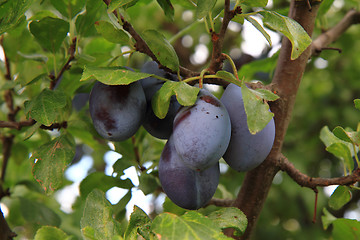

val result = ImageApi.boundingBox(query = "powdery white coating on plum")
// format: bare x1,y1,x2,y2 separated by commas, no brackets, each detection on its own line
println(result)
89,81,146,141
220,83,275,172
140,61,180,139
172,89,231,171
159,136,220,210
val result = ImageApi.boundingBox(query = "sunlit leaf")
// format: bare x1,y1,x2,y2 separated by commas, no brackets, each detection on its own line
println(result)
321,208,337,230
208,207,248,236
332,218,360,240
333,126,360,146
29,17,69,52
245,16,272,46
34,226,70,240
31,134,75,195
81,189,122,239
354,99,360,111
241,86,274,134
216,71,241,86
124,206,152,240
80,66,152,85
326,143,353,172
240,0,268,7
329,186,352,210
259,10,312,60
95,20,129,44
142,29,179,72
152,211,232,240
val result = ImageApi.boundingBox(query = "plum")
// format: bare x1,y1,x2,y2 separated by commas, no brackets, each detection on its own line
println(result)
159,136,220,210
140,61,180,139
172,89,231,171
220,83,275,171
89,81,146,141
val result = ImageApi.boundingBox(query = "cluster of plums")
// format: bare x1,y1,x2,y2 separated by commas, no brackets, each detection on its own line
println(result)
89,62,275,210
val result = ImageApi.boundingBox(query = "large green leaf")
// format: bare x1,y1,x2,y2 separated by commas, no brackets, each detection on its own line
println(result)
208,207,248,236
124,206,152,240
49,0,86,19
326,143,353,172
245,16,272,46
332,218,360,240
25,89,67,126
0,0,34,34
259,10,312,60
31,134,75,195
152,81,199,119
333,126,360,146
81,189,122,239
34,226,71,240
151,211,232,240
29,17,69,52
19,197,61,227
79,172,133,198
142,29,179,72
156,0,175,20
80,66,152,85
75,0,106,37
241,86,276,134
328,186,352,210
196,0,217,19
95,20,130,44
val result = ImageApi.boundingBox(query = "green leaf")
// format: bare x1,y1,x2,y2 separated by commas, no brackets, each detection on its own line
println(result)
216,71,241,86
49,0,86,19
241,86,274,134
81,189,122,239
321,208,337,230
80,66,152,85
138,172,159,195
328,186,352,210
156,0,175,21
142,29,179,72
354,99,360,111
238,52,278,81
0,0,34,34
19,197,61,227
124,206,152,240
76,0,106,37
95,20,130,44
108,0,136,12
245,16,272,46
208,207,248,236
259,10,312,60
152,81,199,119
25,89,67,126
17,51,48,63
34,226,70,240
196,0,217,19
326,143,353,172
152,211,232,240
29,17,69,52
31,134,75,195
317,0,335,17
112,158,134,177
333,126,360,146
332,218,360,240
240,0,268,7
80,172,133,198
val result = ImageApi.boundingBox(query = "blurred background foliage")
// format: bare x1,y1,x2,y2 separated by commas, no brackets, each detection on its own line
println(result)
0,0,359,239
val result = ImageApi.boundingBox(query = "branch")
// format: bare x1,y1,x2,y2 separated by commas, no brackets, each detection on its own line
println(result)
279,154,360,189
311,9,360,56
208,1,241,73
50,37,77,90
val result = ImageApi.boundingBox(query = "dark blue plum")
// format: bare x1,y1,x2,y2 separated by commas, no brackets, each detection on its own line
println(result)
140,61,180,139
159,136,220,210
220,83,275,171
172,89,231,171
89,81,146,141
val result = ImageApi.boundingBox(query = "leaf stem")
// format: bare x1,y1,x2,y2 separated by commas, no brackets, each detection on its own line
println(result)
222,53,239,80
353,143,360,168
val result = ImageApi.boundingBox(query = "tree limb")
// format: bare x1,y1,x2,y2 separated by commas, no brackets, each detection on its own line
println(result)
278,154,360,189
311,9,360,56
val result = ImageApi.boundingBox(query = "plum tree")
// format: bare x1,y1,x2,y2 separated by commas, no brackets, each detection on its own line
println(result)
172,89,231,171
89,81,146,141
159,136,220,210
140,61,180,139
220,83,275,171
